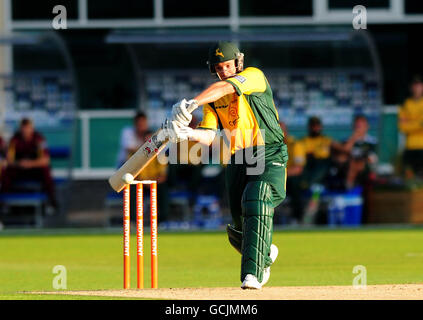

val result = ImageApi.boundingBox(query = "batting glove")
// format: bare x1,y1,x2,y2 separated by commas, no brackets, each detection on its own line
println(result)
160,119,193,143
171,99,193,128
175,125,194,142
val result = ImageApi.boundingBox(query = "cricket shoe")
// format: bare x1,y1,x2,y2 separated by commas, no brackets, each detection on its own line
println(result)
241,274,262,290
261,244,279,287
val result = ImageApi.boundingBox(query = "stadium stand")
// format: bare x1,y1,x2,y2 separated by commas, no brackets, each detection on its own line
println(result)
144,69,381,130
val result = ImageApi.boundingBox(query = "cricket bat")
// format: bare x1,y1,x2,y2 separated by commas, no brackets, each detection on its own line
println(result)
108,103,199,193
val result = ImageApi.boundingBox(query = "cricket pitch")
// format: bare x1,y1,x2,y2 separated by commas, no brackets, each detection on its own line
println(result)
29,284,423,300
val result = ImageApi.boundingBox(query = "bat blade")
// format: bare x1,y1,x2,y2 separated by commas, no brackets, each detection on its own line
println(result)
108,129,168,192
109,102,199,192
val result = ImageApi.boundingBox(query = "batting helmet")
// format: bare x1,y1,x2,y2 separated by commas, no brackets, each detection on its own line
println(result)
207,41,244,75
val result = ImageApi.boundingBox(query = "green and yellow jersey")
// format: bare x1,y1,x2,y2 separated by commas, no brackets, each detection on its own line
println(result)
198,67,285,155
300,135,333,160
286,135,306,169
398,97,423,150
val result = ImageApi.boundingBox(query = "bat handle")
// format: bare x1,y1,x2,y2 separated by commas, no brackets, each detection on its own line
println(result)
186,100,199,114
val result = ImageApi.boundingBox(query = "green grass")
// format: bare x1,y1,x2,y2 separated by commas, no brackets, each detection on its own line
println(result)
1,227,423,299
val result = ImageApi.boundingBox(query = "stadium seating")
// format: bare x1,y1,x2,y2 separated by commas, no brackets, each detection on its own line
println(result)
144,69,381,130
0,145,71,228
0,192,47,228
3,72,75,115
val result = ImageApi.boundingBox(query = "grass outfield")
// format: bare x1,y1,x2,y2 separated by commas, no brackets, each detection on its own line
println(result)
0,227,422,299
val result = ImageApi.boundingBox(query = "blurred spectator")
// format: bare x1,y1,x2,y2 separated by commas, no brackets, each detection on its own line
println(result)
280,122,306,223
280,122,306,177
0,118,57,209
398,75,423,179
293,117,348,224
344,115,378,189
117,111,150,168
117,111,169,222
325,146,350,191
299,116,345,187
324,115,377,224
326,115,377,191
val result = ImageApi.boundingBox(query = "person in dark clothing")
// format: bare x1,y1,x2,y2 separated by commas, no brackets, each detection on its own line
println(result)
1,118,57,209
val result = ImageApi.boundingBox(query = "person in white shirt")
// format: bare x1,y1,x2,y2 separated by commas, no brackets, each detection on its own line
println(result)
117,112,149,168
116,111,170,223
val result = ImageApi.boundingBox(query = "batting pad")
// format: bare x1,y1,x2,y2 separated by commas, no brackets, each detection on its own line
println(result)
226,224,243,254
240,181,274,283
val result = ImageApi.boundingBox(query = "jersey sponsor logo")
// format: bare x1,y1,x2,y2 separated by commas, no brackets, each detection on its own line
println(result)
228,104,240,126
229,117,240,127
215,104,228,109
215,48,224,58
234,75,246,83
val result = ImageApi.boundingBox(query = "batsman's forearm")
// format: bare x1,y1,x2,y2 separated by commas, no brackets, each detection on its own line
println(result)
189,129,216,146
193,81,235,106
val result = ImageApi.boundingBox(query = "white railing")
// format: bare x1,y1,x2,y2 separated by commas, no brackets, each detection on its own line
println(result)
8,0,423,30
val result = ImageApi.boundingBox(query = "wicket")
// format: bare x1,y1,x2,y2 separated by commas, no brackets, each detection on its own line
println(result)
123,180,158,289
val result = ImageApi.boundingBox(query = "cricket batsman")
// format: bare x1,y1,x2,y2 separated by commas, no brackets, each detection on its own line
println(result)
162,41,288,289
